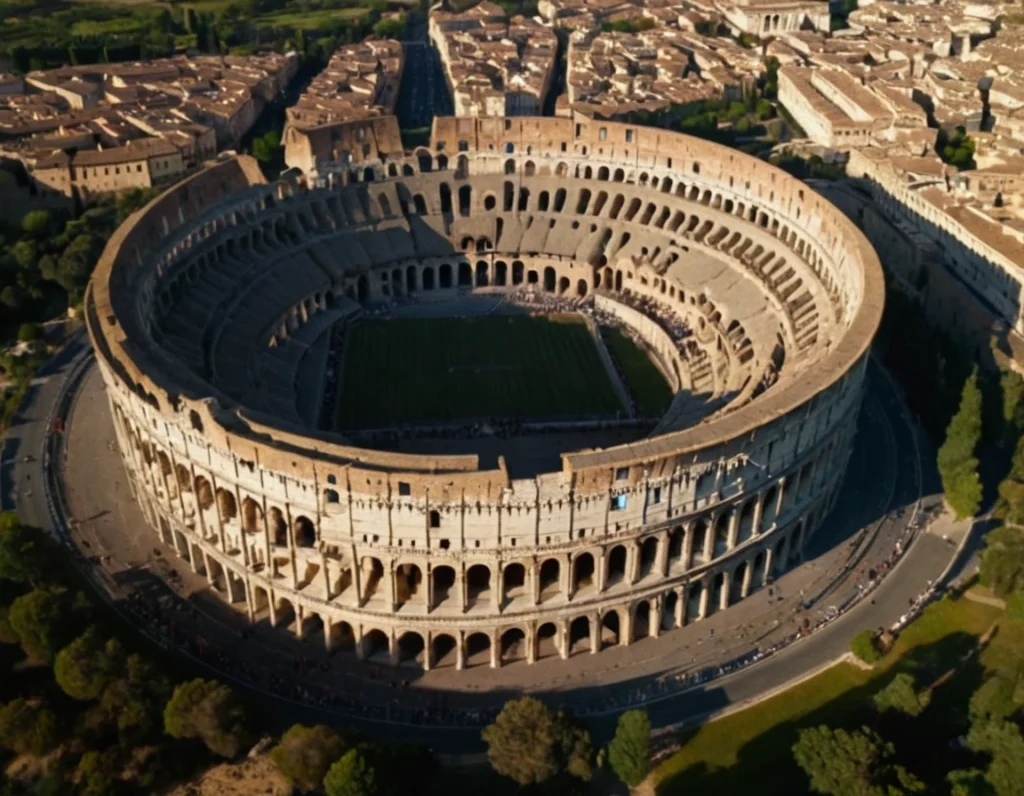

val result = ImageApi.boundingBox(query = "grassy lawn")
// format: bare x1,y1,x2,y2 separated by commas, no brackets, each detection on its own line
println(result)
653,593,1009,795
336,314,625,428
256,7,368,29
600,326,673,417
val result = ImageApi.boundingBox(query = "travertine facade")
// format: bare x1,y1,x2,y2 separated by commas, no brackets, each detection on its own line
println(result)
85,116,882,669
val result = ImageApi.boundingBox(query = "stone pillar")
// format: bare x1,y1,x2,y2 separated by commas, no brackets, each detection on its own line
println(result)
457,569,467,613
775,477,787,520
325,620,335,653
495,566,505,612
560,556,572,600
426,566,436,612
763,546,774,585
622,609,633,646
726,508,740,550
655,532,669,576
559,621,570,660
589,616,600,654
295,605,306,640
741,560,753,598
719,573,730,611
597,552,607,592
752,493,764,535
423,637,433,671
455,634,466,670
530,562,540,606
628,543,640,584
703,516,715,561
675,586,685,627
683,523,694,568
651,598,662,638
490,634,499,669
698,578,710,620
527,628,537,665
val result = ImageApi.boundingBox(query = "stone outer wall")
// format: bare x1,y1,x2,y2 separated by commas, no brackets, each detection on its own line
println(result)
85,118,884,668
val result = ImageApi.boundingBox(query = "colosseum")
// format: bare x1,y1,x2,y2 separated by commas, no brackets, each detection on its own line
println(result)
85,115,884,672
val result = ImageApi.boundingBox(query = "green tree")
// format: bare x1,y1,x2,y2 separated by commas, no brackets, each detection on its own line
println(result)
850,629,882,664
163,678,250,758
1006,591,1024,622
792,726,894,796
270,724,346,793
481,696,592,786
979,525,1024,597
323,748,379,796
0,515,50,584
872,673,931,717
937,368,984,518
966,719,1024,796
101,653,171,743
947,768,995,796
1001,370,1024,443
21,210,51,238
0,699,60,757
16,323,41,344
76,749,119,796
970,670,1024,722
8,586,84,661
54,628,124,701
608,709,650,787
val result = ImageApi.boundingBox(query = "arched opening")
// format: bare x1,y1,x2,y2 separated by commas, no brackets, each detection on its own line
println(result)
512,260,524,285
494,260,508,286
464,632,491,667
357,274,369,303
503,563,526,603
439,263,452,288
328,621,355,654
476,260,489,287
294,516,315,547
601,610,621,649
711,571,726,613
242,497,262,534
543,266,556,292
458,261,472,286
439,183,452,214
538,558,561,601
633,601,651,641
195,476,214,511
466,564,491,605
762,486,778,530
752,550,767,588
395,563,423,607
606,545,628,586
536,622,558,660
301,612,325,647
553,188,567,212
686,582,703,623
396,631,425,667
691,520,709,565
431,565,455,608
269,507,287,546
739,499,756,543
274,597,295,630
459,184,472,216
569,616,591,655
558,276,570,294
662,591,678,631
500,627,527,663
518,187,530,212
572,553,595,594
731,565,746,603
406,265,417,293
503,181,514,211
639,537,659,578
668,526,684,568
361,629,390,662
432,633,458,668
422,267,435,290
413,194,427,215
417,152,432,172
361,557,384,601
576,279,587,297
504,158,516,175
713,513,730,557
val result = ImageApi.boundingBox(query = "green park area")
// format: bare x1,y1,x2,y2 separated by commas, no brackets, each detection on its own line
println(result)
0,0,408,70
652,590,1023,795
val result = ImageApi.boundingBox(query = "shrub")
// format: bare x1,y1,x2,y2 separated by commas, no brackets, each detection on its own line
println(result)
851,629,882,664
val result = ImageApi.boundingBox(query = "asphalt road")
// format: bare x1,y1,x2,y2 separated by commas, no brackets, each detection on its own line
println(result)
0,336,973,752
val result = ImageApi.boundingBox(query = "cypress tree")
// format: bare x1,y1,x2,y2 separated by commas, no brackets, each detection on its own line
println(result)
938,367,983,518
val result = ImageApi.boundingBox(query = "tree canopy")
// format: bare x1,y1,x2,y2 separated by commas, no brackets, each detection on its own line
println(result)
53,628,124,701
792,725,908,796
979,525,1024,598
163,678,250,758
270,724,347,793
322,748,379,796
872,673,931,717
481,696,593,786
608,708,651,787
937,368,984,518
8,585,87,661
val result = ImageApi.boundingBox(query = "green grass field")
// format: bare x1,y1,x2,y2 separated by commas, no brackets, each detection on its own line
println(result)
652,592,1014,795
601,326,674,417
336,314,626,428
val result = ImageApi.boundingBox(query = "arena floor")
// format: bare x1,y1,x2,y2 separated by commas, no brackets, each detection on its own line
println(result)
335,313,630,428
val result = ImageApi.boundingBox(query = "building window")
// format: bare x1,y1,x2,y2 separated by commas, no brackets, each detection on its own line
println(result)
429,510,440,528
610,495,628,512
398,481,410,496
652,487,662,504
599,127,607,141
615,466,629,481
625,129,634,143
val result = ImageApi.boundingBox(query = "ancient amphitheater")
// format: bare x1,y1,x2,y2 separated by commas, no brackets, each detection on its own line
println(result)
85,116,883,672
